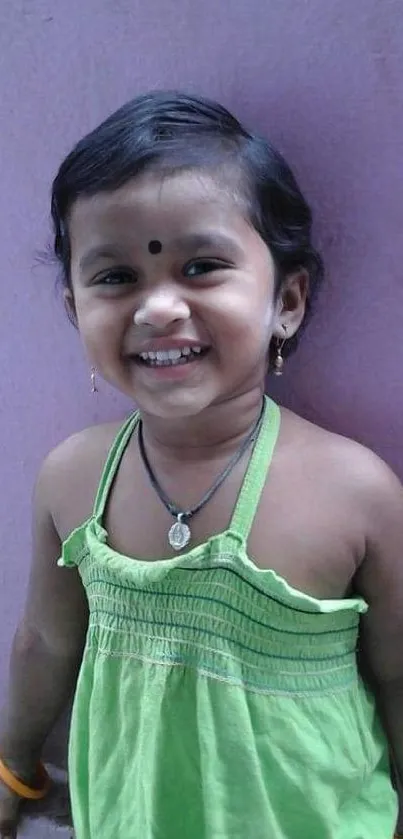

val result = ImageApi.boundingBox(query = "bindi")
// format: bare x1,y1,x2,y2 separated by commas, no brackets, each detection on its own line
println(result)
148,240,162,255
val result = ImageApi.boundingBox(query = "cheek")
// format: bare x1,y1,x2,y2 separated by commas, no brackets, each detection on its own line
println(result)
209,304,274,372
213,285,274,344
249,276,276,338
75,291,114,328
75,298,121,354
261,299,276,333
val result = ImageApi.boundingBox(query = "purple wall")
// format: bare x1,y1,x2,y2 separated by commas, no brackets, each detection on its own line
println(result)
1,0,402,831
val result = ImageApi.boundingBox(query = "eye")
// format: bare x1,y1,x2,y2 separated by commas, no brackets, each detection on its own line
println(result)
183,259,228,279
95,268,137,286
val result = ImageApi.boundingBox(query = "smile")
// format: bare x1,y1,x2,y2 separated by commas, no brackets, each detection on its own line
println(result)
136,346,209,367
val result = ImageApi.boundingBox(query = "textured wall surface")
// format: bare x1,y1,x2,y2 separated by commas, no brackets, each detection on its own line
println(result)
1,0,402,834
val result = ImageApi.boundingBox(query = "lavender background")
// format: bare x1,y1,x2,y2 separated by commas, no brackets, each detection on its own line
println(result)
1,0,402,834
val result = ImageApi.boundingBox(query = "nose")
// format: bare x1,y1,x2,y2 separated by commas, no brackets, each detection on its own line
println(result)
133,287,191,329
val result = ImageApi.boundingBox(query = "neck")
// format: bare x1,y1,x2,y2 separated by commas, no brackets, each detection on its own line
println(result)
140,387,265,462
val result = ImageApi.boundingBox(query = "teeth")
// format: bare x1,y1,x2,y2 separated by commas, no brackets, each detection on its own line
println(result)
136,345,207,367
139,346,203,363
159,349,182,361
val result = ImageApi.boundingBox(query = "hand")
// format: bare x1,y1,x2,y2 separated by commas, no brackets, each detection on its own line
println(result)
0,780,21,838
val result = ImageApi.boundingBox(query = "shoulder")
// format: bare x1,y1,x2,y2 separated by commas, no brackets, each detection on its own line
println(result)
279,406,403,531
36,418,132,539
43,420,125,475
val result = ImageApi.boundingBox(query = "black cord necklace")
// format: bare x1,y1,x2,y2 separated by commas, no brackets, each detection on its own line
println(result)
137,400,265,551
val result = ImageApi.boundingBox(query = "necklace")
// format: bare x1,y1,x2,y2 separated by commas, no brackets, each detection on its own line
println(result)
137,401,265,551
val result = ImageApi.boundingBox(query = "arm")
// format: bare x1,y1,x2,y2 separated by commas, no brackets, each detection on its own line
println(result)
0,452,89,778
353,459,403,831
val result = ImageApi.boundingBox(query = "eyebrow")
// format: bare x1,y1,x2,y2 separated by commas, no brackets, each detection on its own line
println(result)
171,232,242,255
78,232,242,272
79,246,126,272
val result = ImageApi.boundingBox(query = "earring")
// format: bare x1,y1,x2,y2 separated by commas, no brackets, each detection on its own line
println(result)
90,367,98,393
273,326,288,377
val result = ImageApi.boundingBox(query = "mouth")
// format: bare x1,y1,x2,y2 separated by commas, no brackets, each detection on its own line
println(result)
133,345,210,368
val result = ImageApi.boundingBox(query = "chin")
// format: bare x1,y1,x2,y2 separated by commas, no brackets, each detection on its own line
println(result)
135,390,216,420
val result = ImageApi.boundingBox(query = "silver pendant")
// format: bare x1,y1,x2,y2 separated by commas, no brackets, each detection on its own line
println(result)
168,516,191,551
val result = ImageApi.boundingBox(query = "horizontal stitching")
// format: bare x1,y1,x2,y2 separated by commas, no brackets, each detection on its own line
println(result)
88,592,353,645
79,556,359,620
177,563,359,616
167,577,308,622
84,574,353,632
90,620,355,677
85,645,357,698
90,608,355,662
173,577,347,627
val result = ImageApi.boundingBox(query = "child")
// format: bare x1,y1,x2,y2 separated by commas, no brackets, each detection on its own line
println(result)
0,91,402,839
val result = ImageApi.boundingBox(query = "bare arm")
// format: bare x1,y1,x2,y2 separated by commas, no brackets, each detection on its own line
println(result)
0,452,89,775
354,459,403,830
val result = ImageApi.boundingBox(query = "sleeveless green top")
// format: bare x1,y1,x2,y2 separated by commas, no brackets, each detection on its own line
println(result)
59,398,397,838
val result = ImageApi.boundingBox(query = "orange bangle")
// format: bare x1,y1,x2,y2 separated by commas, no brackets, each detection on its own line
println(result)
0,758,50,800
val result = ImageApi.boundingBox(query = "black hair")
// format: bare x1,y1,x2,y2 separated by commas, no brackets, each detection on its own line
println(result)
51,90,323,356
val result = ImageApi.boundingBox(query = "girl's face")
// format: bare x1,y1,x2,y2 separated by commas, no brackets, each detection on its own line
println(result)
67,170,306,418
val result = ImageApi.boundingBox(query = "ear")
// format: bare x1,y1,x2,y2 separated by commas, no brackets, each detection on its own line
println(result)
273,269,309,339
63,288,78,328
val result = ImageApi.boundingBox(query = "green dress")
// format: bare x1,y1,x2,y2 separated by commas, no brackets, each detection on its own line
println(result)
59,398,397,838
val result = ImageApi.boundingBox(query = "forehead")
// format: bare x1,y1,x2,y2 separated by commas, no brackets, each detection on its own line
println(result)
68,171,251,247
